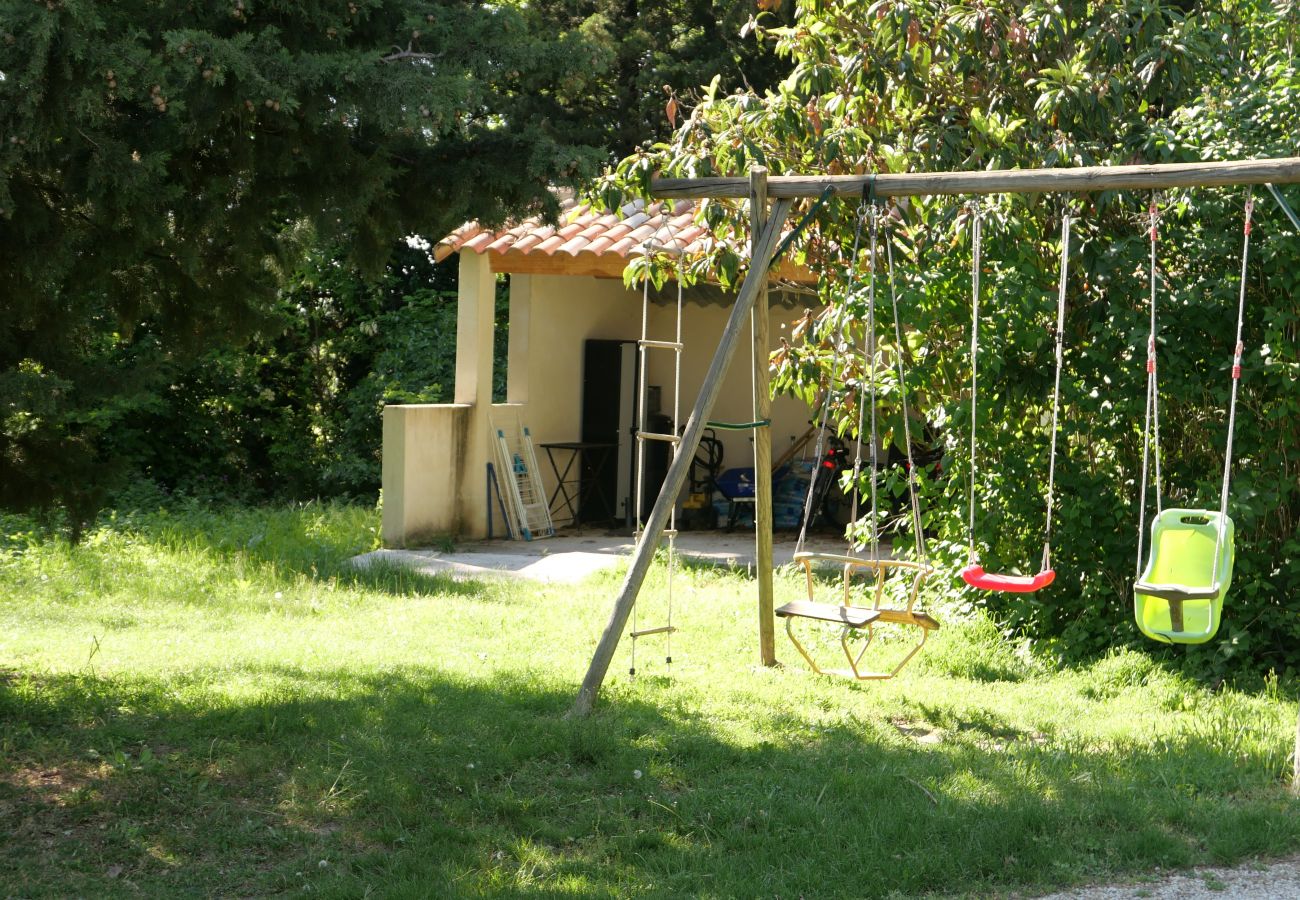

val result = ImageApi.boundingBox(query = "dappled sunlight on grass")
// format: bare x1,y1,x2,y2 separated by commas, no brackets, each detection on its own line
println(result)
2,504,1299,895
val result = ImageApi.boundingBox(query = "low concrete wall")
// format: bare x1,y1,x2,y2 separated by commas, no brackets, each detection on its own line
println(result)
381,403,470,547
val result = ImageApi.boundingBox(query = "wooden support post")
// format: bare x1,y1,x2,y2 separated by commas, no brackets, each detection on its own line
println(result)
651,157,1300,200
572,198,794,717
750,168,777,667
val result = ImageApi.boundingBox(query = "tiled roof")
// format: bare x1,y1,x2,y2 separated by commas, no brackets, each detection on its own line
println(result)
434,197,715,264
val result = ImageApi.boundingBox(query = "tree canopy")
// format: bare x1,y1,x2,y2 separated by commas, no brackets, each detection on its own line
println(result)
0,0,793,526
0,2,563,523
527,0,793,157
604,0,1300,674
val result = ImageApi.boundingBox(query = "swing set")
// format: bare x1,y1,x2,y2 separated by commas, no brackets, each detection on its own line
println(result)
571,157,1300,717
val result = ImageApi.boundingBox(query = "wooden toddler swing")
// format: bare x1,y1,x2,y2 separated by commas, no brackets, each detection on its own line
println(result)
775,196,939,680
1132,193,1255,644
961,209,1072,593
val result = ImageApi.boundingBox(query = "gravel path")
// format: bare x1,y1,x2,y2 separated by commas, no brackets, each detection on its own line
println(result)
1036,855,1300,899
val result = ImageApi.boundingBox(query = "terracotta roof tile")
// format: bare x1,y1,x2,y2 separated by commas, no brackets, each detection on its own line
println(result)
606,236,641,256
584,235,616,255
461,231,497,253
555,220,587,240
509,231,550,254
434,196,810,281
533,234,568,255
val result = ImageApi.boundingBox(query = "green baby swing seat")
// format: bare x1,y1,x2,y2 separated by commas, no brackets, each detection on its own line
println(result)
1133,508,1233,645
1132,194,1254,646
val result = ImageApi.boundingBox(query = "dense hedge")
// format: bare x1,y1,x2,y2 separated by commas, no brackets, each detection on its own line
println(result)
111,245,506,504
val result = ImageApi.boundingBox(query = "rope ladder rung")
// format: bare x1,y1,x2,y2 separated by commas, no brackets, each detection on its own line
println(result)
630,625,677,638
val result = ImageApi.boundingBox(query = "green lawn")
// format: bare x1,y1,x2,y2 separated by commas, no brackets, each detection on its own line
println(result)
1,503,1297,897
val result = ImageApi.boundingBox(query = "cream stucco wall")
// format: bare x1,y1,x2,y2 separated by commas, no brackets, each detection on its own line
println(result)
642,299,816,476
519,277,820,513
381,403,469,546
381,254,821,546
513,273,647,449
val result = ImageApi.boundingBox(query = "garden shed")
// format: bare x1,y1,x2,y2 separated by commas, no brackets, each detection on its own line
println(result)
381,196,819,546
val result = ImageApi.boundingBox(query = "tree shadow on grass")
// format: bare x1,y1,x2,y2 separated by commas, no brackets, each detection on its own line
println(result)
1,665,1297,898
335,558,492,600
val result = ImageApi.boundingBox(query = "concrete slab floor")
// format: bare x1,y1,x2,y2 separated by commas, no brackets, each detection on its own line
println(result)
353,528,885,585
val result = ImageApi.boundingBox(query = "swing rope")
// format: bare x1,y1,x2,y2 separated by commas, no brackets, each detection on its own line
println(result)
1213,190,1255,584
1136,200,1164,578
1041,214,1072,571
795,195,869,555
795,194,927,563
884,218,929,565
859,204,881,562
966,207,981,561
965,207,1071,587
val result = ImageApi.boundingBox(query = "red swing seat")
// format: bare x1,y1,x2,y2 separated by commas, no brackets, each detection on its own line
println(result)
961,564,1055,593
961,212,1073,598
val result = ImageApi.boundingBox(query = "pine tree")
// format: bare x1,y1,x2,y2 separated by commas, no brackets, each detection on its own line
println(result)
0,0,611,526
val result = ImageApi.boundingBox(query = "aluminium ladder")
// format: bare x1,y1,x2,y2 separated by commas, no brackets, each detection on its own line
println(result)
493,416,555,541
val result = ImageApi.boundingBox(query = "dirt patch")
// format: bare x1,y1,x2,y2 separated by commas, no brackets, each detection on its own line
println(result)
892,716,944,744
0,762,107,805
1034,854,1300,899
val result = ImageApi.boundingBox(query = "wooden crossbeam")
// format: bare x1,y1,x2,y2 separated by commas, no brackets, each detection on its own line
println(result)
651,157,1300,200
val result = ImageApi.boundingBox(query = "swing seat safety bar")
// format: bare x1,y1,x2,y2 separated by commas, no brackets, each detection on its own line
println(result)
961,564,1055,593
1131,580,1222,602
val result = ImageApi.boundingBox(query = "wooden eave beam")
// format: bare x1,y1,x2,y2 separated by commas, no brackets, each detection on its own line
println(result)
651,157,1300,200
485,251,816,284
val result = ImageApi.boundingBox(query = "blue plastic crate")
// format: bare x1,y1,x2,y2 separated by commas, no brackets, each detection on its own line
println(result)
714,467,756,500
